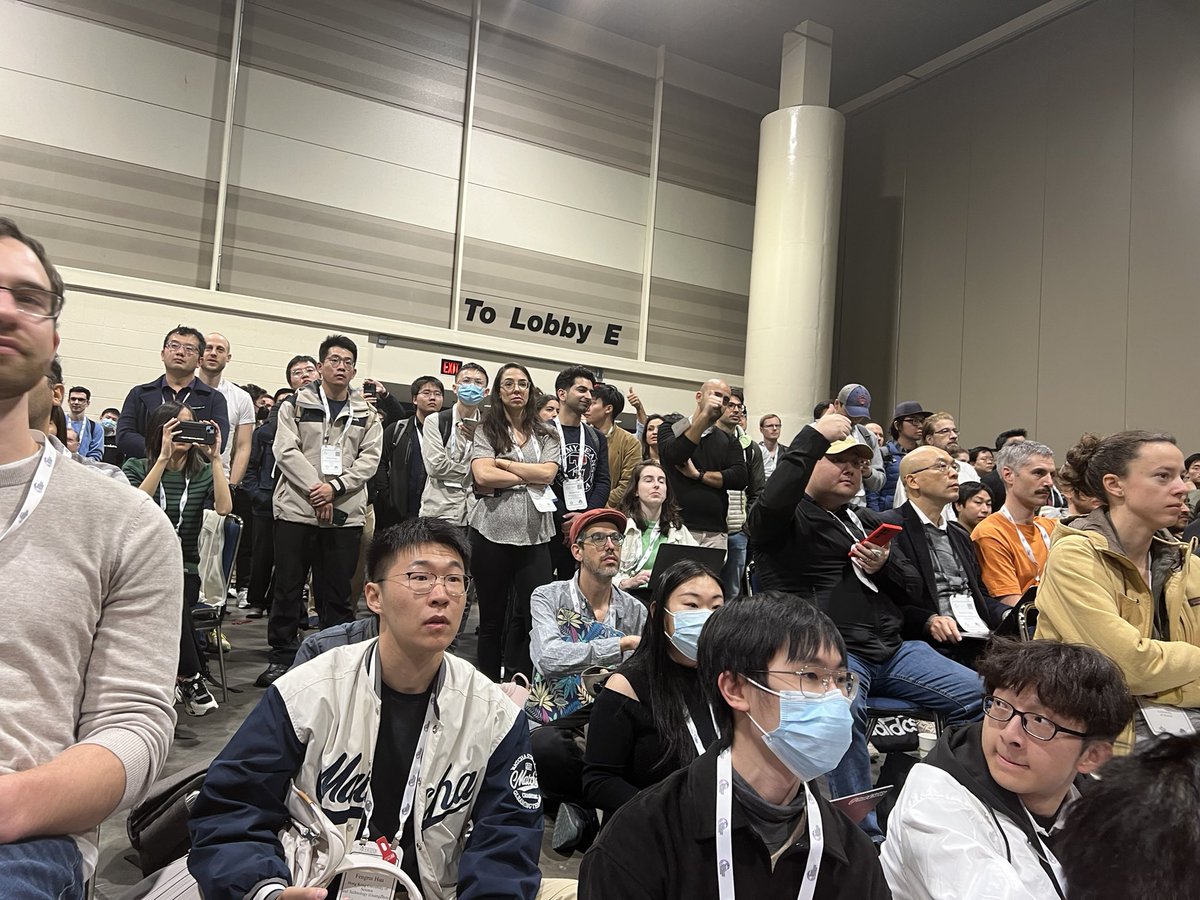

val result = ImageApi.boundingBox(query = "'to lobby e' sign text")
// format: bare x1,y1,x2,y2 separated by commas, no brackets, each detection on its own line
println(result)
463,297,624,348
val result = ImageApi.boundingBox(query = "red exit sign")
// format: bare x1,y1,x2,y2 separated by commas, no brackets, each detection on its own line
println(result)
440,358,462,377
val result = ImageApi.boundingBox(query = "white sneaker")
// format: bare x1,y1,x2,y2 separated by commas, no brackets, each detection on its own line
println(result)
180,674,218,716
236,589,250,608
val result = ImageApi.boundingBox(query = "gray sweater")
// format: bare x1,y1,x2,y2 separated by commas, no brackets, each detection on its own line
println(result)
0,432,182,877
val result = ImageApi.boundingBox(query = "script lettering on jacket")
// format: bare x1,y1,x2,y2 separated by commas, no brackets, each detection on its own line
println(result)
317,752,371,808
463,297,623,348
423,764,478,827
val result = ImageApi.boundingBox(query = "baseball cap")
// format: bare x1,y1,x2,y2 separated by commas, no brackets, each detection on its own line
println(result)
837,384,872,419
892,400,932,422
826,435,873,460
568,508,627,545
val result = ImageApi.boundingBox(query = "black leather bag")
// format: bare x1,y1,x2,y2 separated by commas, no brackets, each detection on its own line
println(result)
126,761,210,877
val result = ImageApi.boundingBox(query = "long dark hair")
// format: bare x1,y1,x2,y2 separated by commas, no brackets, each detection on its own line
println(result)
641,414,664,461
145,402,208,477
618,460,684,536
480,362,552,456
621,559,723,768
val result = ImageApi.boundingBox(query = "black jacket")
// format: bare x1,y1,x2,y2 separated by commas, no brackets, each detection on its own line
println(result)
658,416,748,533
117,374,230,460
242,401,284,519
578,746,890,900
745,425,921,663
879,502,1002,632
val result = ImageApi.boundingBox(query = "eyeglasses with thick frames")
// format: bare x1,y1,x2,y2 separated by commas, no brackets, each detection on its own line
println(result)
164,340,201,356
983,695,1090,741
378,572,471,597
2,285,63,321
324,354,356,369
910,460,957,476
755,667,861,700
577,531,625,548
900,415,927,426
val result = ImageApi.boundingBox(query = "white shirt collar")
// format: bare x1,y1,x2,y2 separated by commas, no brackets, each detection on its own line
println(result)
912,501,947,531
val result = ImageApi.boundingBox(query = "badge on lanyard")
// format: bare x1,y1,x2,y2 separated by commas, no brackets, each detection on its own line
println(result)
948,593,990,636
554,419,588,511
336,865,400,900
321,444,343,476
529,484,558,513
563,479,587,511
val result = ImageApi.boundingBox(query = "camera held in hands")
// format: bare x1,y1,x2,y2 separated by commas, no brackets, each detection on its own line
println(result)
174,421,217,446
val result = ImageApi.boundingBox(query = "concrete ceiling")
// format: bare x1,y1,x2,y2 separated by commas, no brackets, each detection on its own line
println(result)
526,0,1051,105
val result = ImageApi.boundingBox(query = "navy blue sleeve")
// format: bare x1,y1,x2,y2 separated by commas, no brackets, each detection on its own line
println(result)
117,387,147,461
455,715,543,900
188,686,306,900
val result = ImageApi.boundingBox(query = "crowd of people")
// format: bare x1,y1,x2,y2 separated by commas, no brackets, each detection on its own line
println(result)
6,213,1200,900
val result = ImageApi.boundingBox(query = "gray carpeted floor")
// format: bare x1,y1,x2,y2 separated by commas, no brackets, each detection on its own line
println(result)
94,604,581,899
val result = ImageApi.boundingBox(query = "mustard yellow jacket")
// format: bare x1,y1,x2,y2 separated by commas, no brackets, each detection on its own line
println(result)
1035,510,1200,751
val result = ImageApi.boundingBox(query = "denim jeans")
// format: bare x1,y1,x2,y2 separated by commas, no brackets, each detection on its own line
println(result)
826,640,983,840
0,836,85,899
721,531,748,598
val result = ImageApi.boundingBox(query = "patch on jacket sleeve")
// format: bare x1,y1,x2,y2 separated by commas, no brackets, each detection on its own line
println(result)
510,753,541,810
1188,596,1200,607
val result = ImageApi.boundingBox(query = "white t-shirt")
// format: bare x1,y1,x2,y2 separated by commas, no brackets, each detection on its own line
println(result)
217,379,256,478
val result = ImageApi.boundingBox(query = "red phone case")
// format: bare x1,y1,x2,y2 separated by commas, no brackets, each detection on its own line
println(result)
863,523,902,547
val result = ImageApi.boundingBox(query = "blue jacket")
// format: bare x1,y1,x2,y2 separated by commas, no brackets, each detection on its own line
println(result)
117,375,230,461
868,440,907,511
69,416,104,461
188,641,543,900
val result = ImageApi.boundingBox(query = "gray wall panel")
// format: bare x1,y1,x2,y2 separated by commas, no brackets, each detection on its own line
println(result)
646,277,747,375
658,84,761,204
24,0,233,56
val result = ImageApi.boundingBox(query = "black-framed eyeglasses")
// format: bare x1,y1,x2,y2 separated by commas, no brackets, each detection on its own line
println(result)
578,531,625,548
910,460,957,476
2,285,63,321
379,572,471,597
900,415,927,426
754,667,861,700
983,695,1090,741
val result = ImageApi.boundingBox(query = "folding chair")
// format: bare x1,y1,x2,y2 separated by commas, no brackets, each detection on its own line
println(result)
192,515,243,701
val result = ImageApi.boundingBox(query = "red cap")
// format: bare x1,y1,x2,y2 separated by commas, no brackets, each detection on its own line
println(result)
567,508,627,546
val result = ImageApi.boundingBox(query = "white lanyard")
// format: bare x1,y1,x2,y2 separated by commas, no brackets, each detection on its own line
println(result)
365,685,439,853
715,748,823,900
1000,505,1051,567
165,384,192,407
158,474,191,533
0,441,57,544
318,386,353,446
684,705,718,754
825,506,867,542
633,525,663,572
553,418,586,480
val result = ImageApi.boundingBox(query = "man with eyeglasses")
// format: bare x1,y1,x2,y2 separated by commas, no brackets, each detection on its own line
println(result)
180,517,562,900
528,507,646,853
374,375,445,532
881,640,1134,899
258,335,382,687
116,325,230,462
745,413,982,843
0,218,181,898
716,389,764,598
658,378,749,550
880,447,1002,666
580,593,890,900
891,411,981,517
868,400,931,511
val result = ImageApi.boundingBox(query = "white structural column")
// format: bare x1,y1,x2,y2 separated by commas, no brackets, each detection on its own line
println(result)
743,21,844,434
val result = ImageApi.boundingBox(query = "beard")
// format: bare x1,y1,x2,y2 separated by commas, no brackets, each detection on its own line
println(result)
0,352,48,402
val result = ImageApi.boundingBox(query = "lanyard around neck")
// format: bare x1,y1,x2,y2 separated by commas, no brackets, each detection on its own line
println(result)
684,705,718,755
553,418,587,480
715,748,823,900
319,386,353,446
0,441,57,545
159,474,192,533
825,506,867,542
1000,505,1052,567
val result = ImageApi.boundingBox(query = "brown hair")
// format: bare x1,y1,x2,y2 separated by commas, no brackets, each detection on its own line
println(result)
1059,431,1177,507
618,460,684,535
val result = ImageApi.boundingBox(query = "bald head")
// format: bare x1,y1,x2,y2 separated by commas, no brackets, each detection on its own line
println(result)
901,445,959,507
201,331,232,376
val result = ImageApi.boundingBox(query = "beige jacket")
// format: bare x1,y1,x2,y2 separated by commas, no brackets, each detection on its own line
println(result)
272,382,382,527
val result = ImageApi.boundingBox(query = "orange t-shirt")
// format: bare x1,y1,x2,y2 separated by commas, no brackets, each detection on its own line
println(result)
971,512,1057,598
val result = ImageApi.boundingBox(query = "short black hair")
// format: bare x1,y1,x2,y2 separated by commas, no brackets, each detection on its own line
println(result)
459,362,488,382
555,364,595,394
994,427,1028,450
977,639,1133,743
956,481,989,506
242,383,266,402
1186,452,1200,470
411,375,444,398
48,356,63,385
101,407,120,418
813,400,832,419
319,334,358,365
367,518,471,582
699,592,845,749
1058,733,1200,900
273,387,293,403
968,445,993,463
0,217,64,303
285,355,318,382
67,385,90,401
590,382,623,419
163,325,204,353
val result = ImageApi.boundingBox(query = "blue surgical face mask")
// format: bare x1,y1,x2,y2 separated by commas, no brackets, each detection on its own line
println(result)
746,678,853,782
457,383,485,406
100,418,117,433
666,608,712,661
